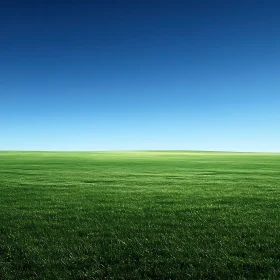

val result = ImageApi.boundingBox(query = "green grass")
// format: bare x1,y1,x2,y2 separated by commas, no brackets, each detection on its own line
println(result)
0,151,280,279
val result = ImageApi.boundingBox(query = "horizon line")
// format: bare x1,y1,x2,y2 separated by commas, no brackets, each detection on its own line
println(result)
0,149,279,154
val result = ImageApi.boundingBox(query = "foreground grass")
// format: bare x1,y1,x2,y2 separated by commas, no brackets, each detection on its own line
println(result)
0,151,280,279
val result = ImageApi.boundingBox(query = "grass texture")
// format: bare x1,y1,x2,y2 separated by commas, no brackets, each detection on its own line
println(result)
0,151,280,279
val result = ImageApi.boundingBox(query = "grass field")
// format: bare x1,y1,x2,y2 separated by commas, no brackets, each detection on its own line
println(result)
0,151,280,279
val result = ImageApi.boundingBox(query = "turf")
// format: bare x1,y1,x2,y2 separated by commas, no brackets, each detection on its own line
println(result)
0,151,280,279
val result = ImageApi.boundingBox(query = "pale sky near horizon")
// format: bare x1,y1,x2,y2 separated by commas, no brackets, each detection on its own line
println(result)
1,0,279,152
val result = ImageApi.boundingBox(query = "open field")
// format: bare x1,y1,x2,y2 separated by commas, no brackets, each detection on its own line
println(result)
0,151,280,279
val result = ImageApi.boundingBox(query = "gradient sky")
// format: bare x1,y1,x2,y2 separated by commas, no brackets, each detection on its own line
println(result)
1,0,279,151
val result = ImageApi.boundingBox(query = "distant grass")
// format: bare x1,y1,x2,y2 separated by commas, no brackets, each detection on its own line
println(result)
0,151,280,279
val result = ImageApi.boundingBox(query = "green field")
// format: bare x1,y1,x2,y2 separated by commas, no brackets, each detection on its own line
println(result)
0,151,280,279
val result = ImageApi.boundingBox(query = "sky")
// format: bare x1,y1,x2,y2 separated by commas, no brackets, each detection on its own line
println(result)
1,0,279,151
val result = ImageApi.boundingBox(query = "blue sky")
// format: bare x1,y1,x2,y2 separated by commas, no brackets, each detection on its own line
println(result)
1,0,279,151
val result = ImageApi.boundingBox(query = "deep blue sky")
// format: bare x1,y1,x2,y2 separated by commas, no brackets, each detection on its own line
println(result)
1,0,279,151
